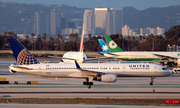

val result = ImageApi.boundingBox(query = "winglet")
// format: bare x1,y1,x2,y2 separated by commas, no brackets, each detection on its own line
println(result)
75,60,81,69
61,59,64,62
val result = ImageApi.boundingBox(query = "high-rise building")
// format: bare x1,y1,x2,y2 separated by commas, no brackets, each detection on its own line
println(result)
61,17,66,29
68,21,76,28
140,27,165,35
83,10,95,35
83,8,123,35
34,11,49,36
106,8,123,35
61,28,79,36
122,24,137,36
157,27,165,35
140,27,150,35
50,9,61,37
94,8,108,35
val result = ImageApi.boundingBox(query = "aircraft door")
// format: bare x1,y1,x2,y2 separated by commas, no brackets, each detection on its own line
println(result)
38,66,42,72
122,66,126,72
154,66,158,72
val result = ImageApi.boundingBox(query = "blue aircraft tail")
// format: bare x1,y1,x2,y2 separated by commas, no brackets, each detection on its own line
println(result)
98,39,110,53
8,38,40,65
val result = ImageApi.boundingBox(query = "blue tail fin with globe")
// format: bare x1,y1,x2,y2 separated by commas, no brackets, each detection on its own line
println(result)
98,39,110,53
8,38,40,65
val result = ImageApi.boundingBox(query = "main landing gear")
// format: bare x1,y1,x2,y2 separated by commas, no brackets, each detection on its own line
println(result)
83,78,93,89
150,77,155,85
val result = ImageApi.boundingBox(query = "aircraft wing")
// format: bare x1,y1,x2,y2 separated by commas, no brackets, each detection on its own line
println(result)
13,66,32,70
48,56,80,60
85,56,120,61
75,61,103,76
99,52,117,56
153,54,177,59
48,55,119,61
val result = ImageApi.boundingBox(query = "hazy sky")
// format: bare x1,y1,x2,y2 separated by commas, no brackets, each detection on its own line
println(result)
1,0,180,10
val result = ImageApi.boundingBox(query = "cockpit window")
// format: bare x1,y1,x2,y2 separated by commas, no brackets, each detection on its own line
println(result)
162,68,167,70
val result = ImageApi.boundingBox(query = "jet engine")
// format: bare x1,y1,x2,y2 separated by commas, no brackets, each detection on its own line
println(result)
9,69,16,73
94,74,117,82
177,58,180,67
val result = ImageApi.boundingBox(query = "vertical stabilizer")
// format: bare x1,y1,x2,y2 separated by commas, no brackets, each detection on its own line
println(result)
98,39,110,53
104,35,123,52
8,38,40,65
79,20,84,54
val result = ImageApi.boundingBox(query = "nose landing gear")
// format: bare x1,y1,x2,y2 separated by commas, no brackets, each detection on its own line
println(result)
83,78,94,89
150,77,155,85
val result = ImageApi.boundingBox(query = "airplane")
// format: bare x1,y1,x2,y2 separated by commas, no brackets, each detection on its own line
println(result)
8,38,171,88
98,35,180,66
48,21,116,63
56,20,86,63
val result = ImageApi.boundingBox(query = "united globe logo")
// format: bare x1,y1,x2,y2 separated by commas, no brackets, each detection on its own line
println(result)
17,49,39,65
109,40,117,49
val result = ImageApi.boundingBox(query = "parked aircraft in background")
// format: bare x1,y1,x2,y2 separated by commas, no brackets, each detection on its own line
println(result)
48,22,115,63
49,20,86,63
98,35,180,66
8,38,171,88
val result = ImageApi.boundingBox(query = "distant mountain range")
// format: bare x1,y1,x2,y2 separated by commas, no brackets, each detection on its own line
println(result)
1,0,180,10
0,1,180,34
123,6,180,32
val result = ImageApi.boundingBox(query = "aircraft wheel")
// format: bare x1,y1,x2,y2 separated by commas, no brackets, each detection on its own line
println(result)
83,82,87,85
89,82,93,85
88,85,91,89
150,82,153,85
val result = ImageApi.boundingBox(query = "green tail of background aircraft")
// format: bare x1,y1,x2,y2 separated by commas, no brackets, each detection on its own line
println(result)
98,35,180,66
104,35,123,53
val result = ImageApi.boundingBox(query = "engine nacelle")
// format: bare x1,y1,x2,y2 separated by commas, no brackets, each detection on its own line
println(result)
177,58,180,67
9,69,16,73
94,74,117,82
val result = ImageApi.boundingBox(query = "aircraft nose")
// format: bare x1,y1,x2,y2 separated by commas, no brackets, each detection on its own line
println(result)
166,70,172,76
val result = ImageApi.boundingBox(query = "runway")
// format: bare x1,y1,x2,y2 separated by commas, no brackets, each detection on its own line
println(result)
0,63,180,99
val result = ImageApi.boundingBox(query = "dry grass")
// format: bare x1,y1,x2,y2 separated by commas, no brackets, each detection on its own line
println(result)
0,98,179,105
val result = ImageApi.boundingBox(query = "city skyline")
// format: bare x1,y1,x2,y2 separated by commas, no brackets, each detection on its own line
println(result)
0,1,173,37
83,8,123,36
34,7,165,37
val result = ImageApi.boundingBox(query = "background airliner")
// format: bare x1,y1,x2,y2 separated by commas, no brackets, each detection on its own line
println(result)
48,20,86,63
8,38,171,88
98,35,180,66
48,21,115,63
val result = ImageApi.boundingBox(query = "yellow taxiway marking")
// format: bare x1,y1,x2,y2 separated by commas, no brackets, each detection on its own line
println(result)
4,86,9,88
103,86,109,88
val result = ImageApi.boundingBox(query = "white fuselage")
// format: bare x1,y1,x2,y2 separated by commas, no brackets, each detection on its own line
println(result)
62,52,87,63
104,51,180,60
9,62,171,78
